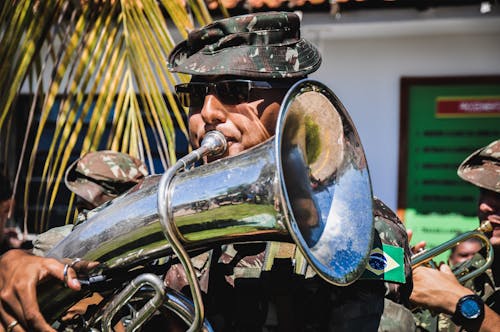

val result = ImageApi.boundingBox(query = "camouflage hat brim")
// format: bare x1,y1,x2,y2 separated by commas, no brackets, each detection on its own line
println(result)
168,12,321,79
457,140,500,193
65,177,115,208
64,150,149,208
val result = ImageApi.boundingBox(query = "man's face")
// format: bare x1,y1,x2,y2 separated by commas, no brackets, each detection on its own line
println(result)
448,240,482,266
180,77,290,161
478,189,500,248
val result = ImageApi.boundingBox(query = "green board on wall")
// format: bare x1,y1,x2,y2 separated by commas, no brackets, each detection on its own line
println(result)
398,76,500,263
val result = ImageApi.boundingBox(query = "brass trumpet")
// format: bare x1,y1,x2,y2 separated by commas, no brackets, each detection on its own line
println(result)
411,220,494,284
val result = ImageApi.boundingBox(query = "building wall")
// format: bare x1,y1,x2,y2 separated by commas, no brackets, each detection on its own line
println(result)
302,11,500,211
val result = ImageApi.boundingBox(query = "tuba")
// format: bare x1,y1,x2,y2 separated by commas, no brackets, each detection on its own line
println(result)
40,80,374,331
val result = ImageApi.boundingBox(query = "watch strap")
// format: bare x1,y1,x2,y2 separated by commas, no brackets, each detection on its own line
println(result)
451,294,485,331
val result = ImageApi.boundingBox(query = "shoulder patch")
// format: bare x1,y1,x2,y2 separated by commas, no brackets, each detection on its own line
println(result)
361,243,406,284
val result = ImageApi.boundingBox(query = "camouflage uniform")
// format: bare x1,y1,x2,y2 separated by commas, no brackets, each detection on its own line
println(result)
32,151,148,256
199,197,416,332
414,139,500,332
168,11,415,331
457,139,500,316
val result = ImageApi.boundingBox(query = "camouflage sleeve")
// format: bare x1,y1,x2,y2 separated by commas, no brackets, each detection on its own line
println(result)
218,243,267,286
164,251,212,293
31,210,92,256
32,224,74,256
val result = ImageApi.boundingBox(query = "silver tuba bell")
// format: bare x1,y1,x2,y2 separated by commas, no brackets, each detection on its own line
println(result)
40,79,374,331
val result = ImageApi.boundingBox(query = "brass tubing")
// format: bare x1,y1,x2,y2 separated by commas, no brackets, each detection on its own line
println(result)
411,221,494,284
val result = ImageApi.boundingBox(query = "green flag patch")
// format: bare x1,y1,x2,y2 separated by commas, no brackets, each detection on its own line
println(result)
361,243,406,283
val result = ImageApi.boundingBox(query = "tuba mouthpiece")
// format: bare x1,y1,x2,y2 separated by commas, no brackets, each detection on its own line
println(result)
201,130,227,158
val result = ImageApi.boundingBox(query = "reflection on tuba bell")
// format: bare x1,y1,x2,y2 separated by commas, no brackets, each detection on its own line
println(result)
40,80,375,331
411,220,494,284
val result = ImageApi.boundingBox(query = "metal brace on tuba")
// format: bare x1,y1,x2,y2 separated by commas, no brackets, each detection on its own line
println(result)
40,80,375,331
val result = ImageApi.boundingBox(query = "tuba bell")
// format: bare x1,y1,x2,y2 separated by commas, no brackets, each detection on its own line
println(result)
40,79,375,331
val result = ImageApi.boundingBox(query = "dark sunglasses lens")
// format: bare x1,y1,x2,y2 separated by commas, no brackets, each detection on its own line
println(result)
176,80,274,107
215,81,251,104
176,84,206,107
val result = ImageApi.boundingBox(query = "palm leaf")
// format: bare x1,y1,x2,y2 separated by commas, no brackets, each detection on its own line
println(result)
0,0,213,232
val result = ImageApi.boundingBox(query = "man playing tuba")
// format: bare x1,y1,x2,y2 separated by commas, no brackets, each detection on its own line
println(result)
0,11,415,332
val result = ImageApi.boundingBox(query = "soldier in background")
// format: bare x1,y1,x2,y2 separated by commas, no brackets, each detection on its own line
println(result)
411,139,500,332
448,237,482,267
0,151,148,332
32,150,149,256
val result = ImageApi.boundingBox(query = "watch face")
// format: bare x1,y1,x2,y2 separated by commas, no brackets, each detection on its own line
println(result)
460,298,481,319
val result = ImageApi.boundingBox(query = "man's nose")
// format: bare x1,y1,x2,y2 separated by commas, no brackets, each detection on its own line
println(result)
200,94,227,125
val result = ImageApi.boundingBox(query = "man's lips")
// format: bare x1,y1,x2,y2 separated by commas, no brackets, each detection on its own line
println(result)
199,131,237,148
201,132,239,162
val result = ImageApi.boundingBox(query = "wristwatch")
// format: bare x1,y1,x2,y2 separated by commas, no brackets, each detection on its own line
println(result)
451,294,485,330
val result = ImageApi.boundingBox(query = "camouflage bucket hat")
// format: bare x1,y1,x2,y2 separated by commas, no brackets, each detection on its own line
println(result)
457,140,500,193
65,151,149,208
168,11,321,79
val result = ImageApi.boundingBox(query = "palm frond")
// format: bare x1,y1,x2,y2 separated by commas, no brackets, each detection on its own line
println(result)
0,0,213,232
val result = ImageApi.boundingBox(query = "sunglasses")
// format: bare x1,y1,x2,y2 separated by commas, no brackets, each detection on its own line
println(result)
175,79,290,108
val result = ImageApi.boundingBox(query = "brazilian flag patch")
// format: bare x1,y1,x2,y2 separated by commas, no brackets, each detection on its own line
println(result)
361,244,406,283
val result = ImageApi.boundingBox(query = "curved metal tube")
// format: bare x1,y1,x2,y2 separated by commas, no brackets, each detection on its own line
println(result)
88,275,214,331
99,273,215,332
411,220,494,284
101,273,165,331
161,289,214,332
157,131,227,332
123,287,214,332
